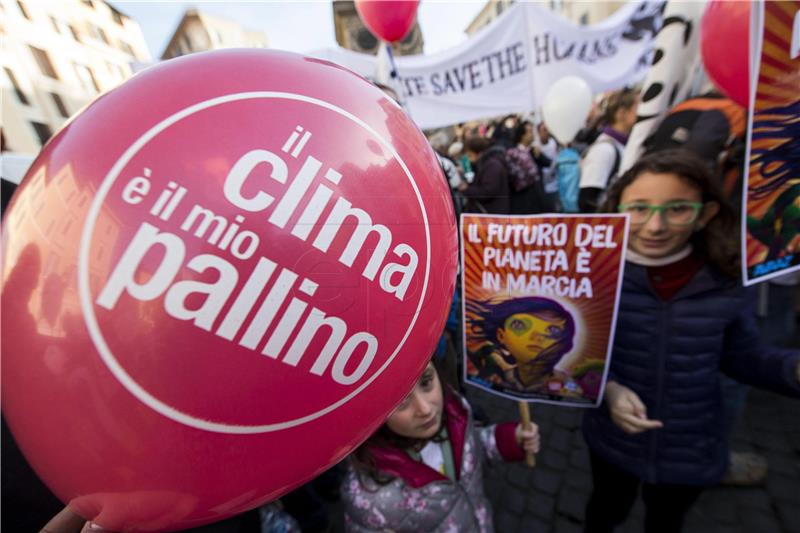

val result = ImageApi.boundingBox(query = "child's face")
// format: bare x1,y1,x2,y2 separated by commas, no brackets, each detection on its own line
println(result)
621,171,719,258
386,363,443,440
496,312,566,363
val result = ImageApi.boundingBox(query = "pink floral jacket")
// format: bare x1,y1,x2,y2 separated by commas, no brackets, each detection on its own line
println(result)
341,395,524,532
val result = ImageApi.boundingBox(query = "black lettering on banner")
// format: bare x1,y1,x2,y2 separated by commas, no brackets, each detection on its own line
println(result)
532,33,551,65
531,31,628,66
430,72,443,96
423,42,527,97
399,75,428,98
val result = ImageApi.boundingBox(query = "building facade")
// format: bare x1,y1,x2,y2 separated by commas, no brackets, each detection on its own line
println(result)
160,9,268,60
1,0,150,155
557,1,626,26
465,0,516,35
466,0,625,35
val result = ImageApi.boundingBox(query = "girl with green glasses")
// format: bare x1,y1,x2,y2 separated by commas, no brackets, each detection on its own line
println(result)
582,150,800,533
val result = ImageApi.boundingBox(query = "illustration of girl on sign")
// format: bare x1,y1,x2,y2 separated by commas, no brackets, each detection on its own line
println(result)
466,296,587,400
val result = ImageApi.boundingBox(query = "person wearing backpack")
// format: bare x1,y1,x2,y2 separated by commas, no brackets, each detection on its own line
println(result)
506,121,547,214
641,92,746,208
579,88,639,212
458,136,511,214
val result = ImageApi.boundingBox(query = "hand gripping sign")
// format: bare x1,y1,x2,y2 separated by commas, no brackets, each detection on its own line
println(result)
0,50,457,531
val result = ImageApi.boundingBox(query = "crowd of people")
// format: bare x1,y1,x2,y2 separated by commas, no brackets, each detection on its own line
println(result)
12,85,800,533
429,87,660,219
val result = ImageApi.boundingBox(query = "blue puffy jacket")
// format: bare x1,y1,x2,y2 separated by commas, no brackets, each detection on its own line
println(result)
583,262,800,485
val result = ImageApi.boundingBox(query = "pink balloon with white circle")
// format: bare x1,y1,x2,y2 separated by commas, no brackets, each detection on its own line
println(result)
1,49,457,531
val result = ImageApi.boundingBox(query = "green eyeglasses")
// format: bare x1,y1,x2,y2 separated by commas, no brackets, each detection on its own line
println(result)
617,201,704,226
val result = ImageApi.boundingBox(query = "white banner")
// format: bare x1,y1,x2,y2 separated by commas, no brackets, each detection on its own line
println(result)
312,1,664,129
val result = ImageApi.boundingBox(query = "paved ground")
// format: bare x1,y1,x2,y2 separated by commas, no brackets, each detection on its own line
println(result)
324,383,799,533
467,385,800,533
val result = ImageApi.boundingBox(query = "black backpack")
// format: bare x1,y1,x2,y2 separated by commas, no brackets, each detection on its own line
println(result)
642,95,746,203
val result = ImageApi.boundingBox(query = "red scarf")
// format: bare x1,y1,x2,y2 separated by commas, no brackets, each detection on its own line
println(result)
647,252,705,300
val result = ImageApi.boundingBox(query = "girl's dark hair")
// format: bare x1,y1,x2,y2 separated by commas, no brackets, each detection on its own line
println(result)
601,149,740,279
350,358,451,486
465,135,491,154
601,88,638,126
511,121,532,146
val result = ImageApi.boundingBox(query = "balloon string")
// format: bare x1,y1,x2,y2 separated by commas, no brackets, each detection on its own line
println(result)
385,42,412,116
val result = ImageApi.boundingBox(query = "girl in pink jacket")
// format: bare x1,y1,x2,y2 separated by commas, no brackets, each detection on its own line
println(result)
341,360,540,532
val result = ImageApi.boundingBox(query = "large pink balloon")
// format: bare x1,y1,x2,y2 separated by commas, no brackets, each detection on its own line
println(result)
1,49,457,531
355,0,420,43
700,0,751,107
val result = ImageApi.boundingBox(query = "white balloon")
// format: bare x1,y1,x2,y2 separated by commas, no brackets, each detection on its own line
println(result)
541,76,593,145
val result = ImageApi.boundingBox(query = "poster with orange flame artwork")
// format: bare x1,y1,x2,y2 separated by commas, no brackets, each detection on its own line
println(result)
742,0,800,285
461,214,629,406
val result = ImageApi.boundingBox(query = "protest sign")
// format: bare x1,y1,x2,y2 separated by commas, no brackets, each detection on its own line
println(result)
461,214,628,407
742,0,800,285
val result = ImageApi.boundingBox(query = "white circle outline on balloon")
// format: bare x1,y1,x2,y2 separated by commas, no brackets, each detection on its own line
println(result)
78,91,432,434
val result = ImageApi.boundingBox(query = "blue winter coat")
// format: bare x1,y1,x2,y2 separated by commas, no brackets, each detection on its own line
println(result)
583,262,800,485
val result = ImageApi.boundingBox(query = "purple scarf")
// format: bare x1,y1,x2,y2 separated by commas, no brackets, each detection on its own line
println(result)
602,126,629,145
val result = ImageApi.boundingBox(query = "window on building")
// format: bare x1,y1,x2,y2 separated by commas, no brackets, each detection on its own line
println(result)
105,61,126,81
496,2,504,15
50,92,69,117
97,27,109,44
356,27,377,51
111,9,124,25
4,67,30,105
50,15,61,33
69,24,81,41
119,40,134,56
30,46,59,79
17,1,31,19
30,121,53,145
89,24,109,44
74,63,100,92
182,34,193,51
580,12,589,26
81,0,93,8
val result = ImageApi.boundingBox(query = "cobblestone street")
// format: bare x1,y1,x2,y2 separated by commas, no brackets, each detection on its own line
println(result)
469,387,800,533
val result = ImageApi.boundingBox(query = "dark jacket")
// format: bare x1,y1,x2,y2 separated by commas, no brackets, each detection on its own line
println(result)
462,147,510,214
583,262,800,486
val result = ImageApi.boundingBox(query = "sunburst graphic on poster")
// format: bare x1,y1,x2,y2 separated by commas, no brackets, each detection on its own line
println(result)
461,214,628,406
743,0,800,284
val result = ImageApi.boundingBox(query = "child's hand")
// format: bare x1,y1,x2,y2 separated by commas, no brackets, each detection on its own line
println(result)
515,422,541,455
605,381,664,434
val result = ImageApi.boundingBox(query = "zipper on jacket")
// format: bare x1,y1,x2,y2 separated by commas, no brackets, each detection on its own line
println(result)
648,300,669,481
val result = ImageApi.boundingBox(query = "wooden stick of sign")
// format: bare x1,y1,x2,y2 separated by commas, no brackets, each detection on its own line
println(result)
518,401,536,467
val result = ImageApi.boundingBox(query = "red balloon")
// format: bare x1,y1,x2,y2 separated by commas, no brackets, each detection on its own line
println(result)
1,49,457,531
700,0,751,107
355,0,420,43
